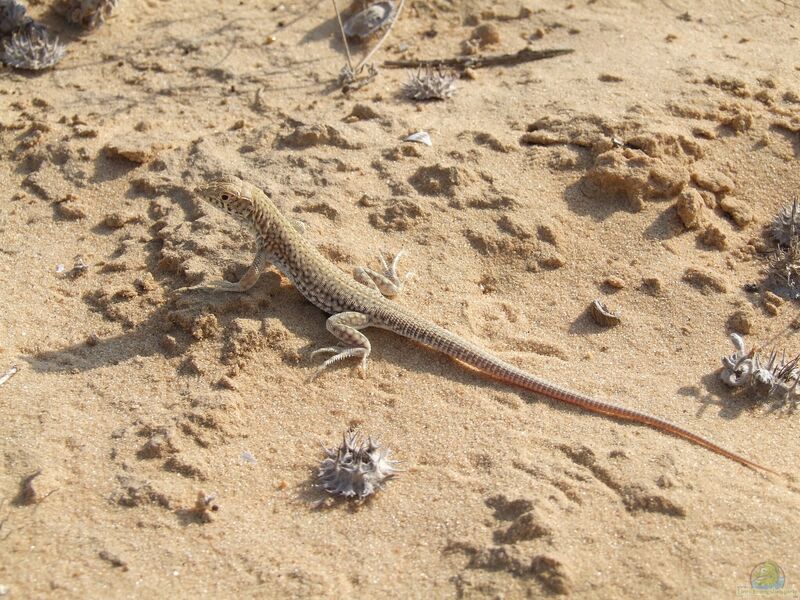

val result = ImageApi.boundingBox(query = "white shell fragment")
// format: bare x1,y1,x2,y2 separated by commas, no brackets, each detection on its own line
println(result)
343,1,396,40
0,365,19,386
403,131,432,146
589,298,620,326
318,430,398,499
720,333,800,402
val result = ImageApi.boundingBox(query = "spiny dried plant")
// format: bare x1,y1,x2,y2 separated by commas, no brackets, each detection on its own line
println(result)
0,0,30,36
720,333,800,402
771,199,800,246
769,244,800,300
318,430,399,499
768,199,800,300
54,0,118,29
2,23,65,70
403,68,458,101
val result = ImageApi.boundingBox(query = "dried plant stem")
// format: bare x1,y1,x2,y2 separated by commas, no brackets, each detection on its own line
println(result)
353,0,405,74
331,0,354,74
384,47,574,70
0,365,18,386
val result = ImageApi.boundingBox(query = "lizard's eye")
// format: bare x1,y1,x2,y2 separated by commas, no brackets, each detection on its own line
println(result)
221,194,229,201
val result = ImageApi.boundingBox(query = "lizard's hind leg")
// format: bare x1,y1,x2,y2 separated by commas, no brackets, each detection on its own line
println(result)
309,312,373,380
353,250,413,298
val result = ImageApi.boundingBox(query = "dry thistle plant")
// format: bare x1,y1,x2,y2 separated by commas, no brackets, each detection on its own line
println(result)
768,199,800,299
318,430,399,499
771,199,800,246
402,68,458,100
720,333,800,403
2,23,65,70
54,0,118,29
0,0,30,36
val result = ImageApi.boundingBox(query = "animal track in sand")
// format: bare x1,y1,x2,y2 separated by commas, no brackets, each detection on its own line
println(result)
446,494,570,595
558,445,687,517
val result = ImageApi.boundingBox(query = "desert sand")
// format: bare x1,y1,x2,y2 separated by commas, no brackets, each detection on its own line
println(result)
1,0,800,598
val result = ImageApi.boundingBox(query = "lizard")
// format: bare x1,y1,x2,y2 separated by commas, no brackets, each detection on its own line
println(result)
181,176,775,475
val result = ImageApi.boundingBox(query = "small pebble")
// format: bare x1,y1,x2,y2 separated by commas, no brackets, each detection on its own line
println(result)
727,309,755,334
217,376,237,390
471,23,500,47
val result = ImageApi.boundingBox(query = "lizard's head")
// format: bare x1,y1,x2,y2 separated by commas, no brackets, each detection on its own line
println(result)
195,179,256,222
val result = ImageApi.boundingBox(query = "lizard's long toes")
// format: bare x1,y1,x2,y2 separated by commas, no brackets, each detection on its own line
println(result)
307,347,370,382
309,346,342,359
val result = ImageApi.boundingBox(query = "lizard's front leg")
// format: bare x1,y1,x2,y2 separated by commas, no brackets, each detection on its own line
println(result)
309,312,372,380
353,251,413,298
176,248,271,293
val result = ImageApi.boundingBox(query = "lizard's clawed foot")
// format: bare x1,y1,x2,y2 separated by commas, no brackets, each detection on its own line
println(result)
308,346,369,381
379,249,415,290
353,250,414,298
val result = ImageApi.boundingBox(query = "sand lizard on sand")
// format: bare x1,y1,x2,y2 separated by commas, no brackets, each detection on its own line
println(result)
182,177,773,474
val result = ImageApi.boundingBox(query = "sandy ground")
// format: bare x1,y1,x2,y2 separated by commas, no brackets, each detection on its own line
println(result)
1,0,800,597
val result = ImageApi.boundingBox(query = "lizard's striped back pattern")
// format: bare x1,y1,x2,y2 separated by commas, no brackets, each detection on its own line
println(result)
193,178,775,475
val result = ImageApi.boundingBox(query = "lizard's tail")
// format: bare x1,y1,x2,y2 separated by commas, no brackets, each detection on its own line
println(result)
390,314,777,475
491,366,778,475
